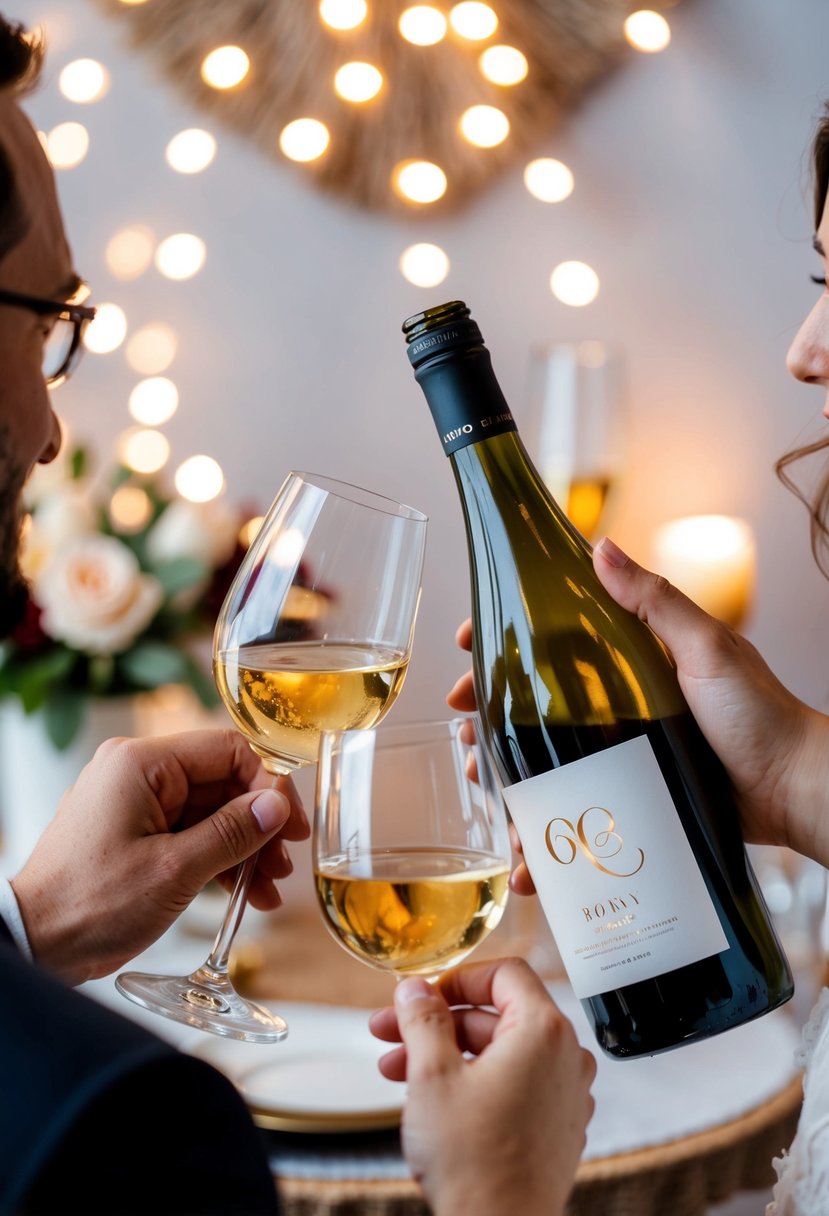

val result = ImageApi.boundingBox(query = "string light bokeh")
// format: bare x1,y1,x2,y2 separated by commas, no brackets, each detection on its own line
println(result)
33,0,678,540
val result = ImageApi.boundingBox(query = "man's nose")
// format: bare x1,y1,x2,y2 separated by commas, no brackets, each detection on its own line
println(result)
38,408,62,464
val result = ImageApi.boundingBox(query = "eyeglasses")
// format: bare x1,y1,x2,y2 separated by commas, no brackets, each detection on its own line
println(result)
0,287,97,387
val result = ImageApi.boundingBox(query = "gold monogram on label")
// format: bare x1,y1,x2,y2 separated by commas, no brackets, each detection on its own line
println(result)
544,806,645,878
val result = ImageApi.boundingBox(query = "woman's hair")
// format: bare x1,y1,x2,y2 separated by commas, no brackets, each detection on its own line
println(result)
775,102,829,577
0,16,43,261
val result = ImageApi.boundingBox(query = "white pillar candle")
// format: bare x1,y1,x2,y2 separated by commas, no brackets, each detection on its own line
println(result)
650,515,756,629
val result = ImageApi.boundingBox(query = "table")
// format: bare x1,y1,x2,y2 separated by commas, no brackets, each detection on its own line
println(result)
80,894,805,1216
188,899,805,1216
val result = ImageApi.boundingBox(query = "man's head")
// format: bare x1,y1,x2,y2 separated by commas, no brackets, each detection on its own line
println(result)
0,16,74,634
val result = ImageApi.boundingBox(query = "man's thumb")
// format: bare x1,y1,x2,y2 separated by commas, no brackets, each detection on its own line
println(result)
179,787,291,881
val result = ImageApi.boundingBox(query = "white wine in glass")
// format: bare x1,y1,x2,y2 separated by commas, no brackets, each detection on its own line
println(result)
314,717,512,979
526,340,626,541
116,471,427,1041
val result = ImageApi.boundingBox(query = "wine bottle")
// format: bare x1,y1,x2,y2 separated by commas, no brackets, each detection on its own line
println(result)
402,300,793,1059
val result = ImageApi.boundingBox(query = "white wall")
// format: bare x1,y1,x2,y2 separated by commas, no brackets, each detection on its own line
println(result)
13,0,829,719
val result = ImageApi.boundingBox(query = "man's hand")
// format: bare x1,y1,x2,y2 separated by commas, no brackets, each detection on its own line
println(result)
11,728,309,984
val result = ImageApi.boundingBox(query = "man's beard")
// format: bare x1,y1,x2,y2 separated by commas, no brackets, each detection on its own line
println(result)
0,448,30,639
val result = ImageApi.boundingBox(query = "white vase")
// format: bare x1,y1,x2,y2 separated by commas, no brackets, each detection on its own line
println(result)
0,696,140,873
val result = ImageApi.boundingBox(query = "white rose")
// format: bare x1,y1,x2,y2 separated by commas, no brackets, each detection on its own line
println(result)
146,498,239,569
20,485,97,582
35,535,164,656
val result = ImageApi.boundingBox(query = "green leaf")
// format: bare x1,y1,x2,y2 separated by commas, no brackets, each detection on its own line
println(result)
150,557,209,602
180,651,220,709
43,689,86,750
70,445,88,480
88,654,116,695
16,648,76,712
117,641,190,689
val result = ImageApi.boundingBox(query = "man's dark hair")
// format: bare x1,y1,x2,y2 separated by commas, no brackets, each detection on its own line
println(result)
0,15,43,260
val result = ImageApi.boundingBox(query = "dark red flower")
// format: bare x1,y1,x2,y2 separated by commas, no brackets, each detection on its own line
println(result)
10,595,50,653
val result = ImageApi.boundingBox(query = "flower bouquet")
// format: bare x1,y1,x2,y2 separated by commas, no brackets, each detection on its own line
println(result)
0,438,251,749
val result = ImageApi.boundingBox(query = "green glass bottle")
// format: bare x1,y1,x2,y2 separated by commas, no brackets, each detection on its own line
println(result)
403,300,793,1059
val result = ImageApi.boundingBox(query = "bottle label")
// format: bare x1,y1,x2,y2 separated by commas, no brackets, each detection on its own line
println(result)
502,734,729,999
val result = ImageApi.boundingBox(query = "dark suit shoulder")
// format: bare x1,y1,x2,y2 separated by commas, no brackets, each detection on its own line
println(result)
0,940,279,1214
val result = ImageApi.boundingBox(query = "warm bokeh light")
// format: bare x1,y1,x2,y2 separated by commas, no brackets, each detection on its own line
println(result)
125,323,178,374
45,121,89,169
84,303,127,354
524,157,574,203
459,104,509,147
478,44,528,85
624,10,671,52
651,515,755,627
118,427,171,475
279,118,331,162
319,0,368,31
109,485,153,533
175,455,225,503
105,226,155,280
549,260,600,307
399,242,450,287
200,45,250,89
239,515,265,548
165,128,217,174
449,2,498,40
128,377,179,426
58,58,109,103
154,233,206,281
334,61,384,102
398,5,448,45
393,159,447,203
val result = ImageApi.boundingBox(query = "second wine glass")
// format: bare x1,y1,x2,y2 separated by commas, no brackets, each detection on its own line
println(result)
116,471,427,1041
313,717,512,981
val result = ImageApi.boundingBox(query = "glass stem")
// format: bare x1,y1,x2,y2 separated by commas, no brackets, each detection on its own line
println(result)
201,774,282,981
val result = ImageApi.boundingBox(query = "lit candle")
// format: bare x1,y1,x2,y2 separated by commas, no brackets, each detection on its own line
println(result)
650,515,756,629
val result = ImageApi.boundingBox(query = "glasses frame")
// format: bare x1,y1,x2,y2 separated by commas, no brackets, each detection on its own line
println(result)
0,287,97,386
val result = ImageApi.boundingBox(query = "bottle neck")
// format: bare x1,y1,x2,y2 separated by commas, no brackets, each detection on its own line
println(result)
414,345,518,456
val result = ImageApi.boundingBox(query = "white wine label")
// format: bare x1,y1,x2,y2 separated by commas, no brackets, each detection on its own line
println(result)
503,734,729,1000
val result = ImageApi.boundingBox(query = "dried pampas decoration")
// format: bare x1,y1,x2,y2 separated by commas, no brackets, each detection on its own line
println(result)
92,0,634,215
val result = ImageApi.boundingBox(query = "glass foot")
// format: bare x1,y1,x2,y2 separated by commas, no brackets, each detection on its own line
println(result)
115,968,289,1043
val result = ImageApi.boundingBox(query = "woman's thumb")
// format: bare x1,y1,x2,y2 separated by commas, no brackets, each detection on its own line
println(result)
394,977,460,1082
593,535,718,660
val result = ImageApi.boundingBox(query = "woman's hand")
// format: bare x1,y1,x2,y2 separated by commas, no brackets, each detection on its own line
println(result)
447,538,829,873
11,728,309,985
369,957,595,1216
593,536,829,864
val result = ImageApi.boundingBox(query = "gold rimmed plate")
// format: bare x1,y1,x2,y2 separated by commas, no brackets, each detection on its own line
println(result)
189,1001,404,1134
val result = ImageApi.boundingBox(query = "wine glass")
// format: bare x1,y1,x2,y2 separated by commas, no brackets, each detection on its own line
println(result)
313,716,512,981
116,471,427,1041
526,340,627,541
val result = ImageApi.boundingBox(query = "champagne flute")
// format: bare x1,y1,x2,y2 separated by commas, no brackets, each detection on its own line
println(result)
313,717,512,981
526,340,626,541
116,471,427,1041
